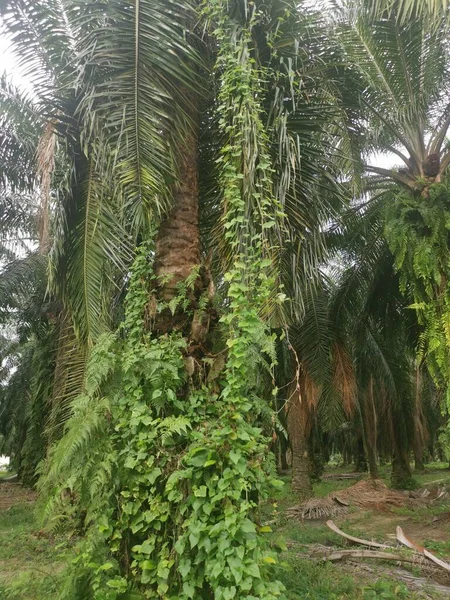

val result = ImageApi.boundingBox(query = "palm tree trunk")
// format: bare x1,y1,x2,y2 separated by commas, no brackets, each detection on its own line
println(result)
286,387,313,500
391,443,413,489
390,405,413,489
152,120,213,346
413,446,425,473
362,378,379,479
342,445,352,467
388,388,414,489
366,444,379,479
276,433,290,473
154,127,200,304
413,365,427,473
354,436,367,473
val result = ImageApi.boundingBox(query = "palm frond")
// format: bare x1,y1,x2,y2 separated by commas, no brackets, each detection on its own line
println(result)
0,0,76,90
370,0,449,23
0,74,41,190
50,152,132,345
73,0,203,233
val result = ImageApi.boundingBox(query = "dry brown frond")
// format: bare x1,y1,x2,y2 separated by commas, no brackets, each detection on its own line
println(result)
332,342,356,416
36,122,56,254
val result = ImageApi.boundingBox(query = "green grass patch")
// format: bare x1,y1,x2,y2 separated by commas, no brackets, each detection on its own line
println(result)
0,504,73,599
422,538,450,558
313,479,358,498
392,502,450,523
279,555,359,599
278,555,432,599
278,521,347,549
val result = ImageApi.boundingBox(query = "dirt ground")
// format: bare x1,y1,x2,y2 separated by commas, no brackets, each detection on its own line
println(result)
0,480,36,510
277,468,450,599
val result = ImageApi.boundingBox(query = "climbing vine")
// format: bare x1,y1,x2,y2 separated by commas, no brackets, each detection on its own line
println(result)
385,180,450,405
42,2,288,599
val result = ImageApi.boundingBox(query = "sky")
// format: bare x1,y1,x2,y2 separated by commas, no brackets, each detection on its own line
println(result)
0,33,31,92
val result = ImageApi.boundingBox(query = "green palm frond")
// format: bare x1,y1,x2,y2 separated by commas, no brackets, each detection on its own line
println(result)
0,0,76,89
0,190,38,241
335,2,450,181
370,0,449,23
50,153,132,345
0,75,41,190
0,253,46,314
46,312,87,442
74,0,203,233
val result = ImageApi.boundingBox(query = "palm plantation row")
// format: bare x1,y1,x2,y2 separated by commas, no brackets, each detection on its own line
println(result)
0,0,449,597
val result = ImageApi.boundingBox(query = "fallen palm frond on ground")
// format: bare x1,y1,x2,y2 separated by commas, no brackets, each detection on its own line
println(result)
396,526,450,574
322,549,418,563
307,520,450,585
326,520,391,549
329,479,417,509
287,479,424,520
322,473,366,480
286,496,350,520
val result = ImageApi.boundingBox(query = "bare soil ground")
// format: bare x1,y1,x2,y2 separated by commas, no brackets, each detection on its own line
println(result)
0,480,36,510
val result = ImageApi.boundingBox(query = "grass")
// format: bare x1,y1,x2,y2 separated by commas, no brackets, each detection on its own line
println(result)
266,462,450,599
392,502,450,523
279,555,360,599
313,479,357,498
0,503,73,599
2,462,450,599
279,555,429,599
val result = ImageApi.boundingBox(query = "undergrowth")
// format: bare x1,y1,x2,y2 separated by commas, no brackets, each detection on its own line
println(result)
0,504,73,599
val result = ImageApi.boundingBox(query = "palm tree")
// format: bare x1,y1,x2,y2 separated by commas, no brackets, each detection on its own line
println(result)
371,0,449,22
330,186,430,487
0,0,350,596
334,2,450,418
277,278,357,498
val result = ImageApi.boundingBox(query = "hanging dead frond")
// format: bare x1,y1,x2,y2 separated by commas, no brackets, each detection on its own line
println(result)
332,342,357,417
36,123,56,254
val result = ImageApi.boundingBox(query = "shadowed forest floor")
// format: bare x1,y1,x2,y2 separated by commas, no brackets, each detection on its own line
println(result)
1,465,450,599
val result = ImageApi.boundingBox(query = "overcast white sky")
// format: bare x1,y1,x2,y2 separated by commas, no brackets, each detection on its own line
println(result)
0,35,28,90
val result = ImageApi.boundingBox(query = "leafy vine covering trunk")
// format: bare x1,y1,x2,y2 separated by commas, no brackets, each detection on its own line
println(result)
40,2,287,598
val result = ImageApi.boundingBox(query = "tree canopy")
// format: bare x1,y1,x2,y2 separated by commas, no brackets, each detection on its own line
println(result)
1,0,450,598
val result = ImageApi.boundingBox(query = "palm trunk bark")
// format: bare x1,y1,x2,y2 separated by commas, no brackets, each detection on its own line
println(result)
151,119,216,352
413,366,427,473
362,378,379,479
342,445,352,467
154,127,200,304
391,443,413,489
276,433,290,473
414,447,425,473
388,390,414,489
354,436,367,473
286,387,313,500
